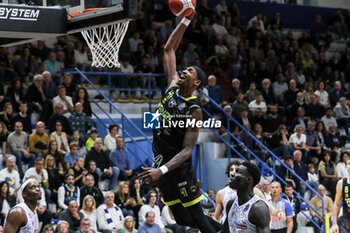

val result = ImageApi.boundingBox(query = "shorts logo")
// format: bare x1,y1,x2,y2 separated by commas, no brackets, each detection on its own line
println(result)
178,103,186,110
143,111,161,129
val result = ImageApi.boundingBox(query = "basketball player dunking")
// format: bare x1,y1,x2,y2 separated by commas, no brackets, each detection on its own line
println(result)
139,11,221,233
4,179,41,233
332,157,350,233
222,162,271,233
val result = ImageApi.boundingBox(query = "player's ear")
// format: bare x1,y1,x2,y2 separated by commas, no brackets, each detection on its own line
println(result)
194,79,201,87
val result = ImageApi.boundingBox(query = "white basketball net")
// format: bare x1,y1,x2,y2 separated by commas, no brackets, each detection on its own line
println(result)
81,19,130,68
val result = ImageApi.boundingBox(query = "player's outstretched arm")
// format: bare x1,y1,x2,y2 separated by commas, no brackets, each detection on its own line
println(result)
332,179,343,233
139,108,201,184
250,201,271,233
163,13,195,87
214,188,225,222
4,207,26,233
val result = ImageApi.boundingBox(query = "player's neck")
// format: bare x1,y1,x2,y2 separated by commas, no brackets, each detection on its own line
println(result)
236,188,254,205
25,200,37,212
178,88,193,98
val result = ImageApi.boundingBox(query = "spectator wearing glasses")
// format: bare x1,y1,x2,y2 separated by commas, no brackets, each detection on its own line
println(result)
75,218,96,233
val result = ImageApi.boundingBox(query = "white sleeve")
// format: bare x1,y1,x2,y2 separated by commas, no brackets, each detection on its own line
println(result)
161,206,176,225
57,186,68,210
67,97,73,107
155,206,165,229
39,188,46,207
97,206,112,231
14,171,20,190
104,135,114,151
77,188,80,207
138,206,147,226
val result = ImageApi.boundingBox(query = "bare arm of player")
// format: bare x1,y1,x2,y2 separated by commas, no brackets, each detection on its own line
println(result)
250,201,271,233
214,188,225,222
253,187,285,219
332,179,343,233
163,13,195,88
286,217,293,233
139,108,201,184
3,207,27,233
221,199,234,233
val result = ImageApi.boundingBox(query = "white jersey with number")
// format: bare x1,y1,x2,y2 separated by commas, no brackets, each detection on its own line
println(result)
221,186,237,224
228,195,261,233
5,202,39,233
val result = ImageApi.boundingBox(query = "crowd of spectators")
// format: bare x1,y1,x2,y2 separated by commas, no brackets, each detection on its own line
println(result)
0,0,350,232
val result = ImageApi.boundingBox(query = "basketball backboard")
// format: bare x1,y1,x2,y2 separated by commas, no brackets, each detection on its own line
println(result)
0,0,137,46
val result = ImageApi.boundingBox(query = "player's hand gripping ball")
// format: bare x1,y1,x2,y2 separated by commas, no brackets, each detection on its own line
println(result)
169,0,196,17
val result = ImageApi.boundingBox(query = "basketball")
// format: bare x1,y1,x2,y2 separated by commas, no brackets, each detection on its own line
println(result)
169,0,196,17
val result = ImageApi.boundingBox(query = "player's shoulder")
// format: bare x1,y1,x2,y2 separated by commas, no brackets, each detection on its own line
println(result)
8,205,26,219
252,199,269,212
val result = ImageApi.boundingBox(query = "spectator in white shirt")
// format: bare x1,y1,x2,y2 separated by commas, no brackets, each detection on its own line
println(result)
336,152,350,178
52,85,73,118
212,17,228,38
129,32,143,52
104,124,119,152
97,191,124,233
0,156,20,196
248,93,267,113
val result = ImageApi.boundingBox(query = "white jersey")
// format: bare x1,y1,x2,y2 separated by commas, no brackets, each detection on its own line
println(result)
228,195,261,233
5,202,39,233
221,186,237,224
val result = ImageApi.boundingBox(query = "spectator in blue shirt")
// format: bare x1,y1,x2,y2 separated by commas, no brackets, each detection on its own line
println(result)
268,181,294,233
110,136,133,181
138,211,162,233
64,144,82,170
205,75,223,115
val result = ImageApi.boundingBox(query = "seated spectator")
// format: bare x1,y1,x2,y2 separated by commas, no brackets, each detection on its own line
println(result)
0,102,14,132
23,157,49,189
85,138,119,190
120,215,137,233
73,87,92,118
7,121,35,177
248,93,267,114
75,218,96,233
277,156,298,189
64,143,82,170
85,129,98,152
5,79,24,112
110,136,133,181
283,79,299,106
273,73,288,104
50,121,70,155
62,73,76,97
13,101,32,134
104,124,119,152
69,103,93,142
334,97,350,135
270,124,293,158
314,80,330,108
263,104,283,134
260,78,275,106
261,180,271,200
228,79,243,103
58,200,84,232
287,92,307,121
321,108,338,131
29,121,49,157
0,157,20,195
42,224,55,233
237,124,254,160
318,151,338,199
53,85,74,118
42,71,57,100
293,150,309,197
329,81,345,108
45,155,62,204
56,220,70,233
305,120,322,161
25,74,52,124
114,181,136,217
81,195,98,233
47,140,65,174
289,124,307,159
68,157,87,188
139,190,166,232
205,75,223,115
139,211,163,233
86,160,99,188
328,8,348,40
80,174,104,207
129,176,144,226
212,17,228,38
307,163,320,199
324,124,345,161
0,181,15,225
44,51,61,85
58,174,80,210
161,205,186,233
336,151,350,178
231,91,248,118
97,191,124,232
309,185,333,233
252,123,269,162
291,107,308,134
70,131,84,154
48,103,72,135
306,94,325,120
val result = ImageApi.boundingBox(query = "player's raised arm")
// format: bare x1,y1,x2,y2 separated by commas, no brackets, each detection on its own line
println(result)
163,13,195,87
250,201,271,233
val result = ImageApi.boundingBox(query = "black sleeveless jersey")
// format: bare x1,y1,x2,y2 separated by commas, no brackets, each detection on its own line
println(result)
152,85,201,168
342,177,350,218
